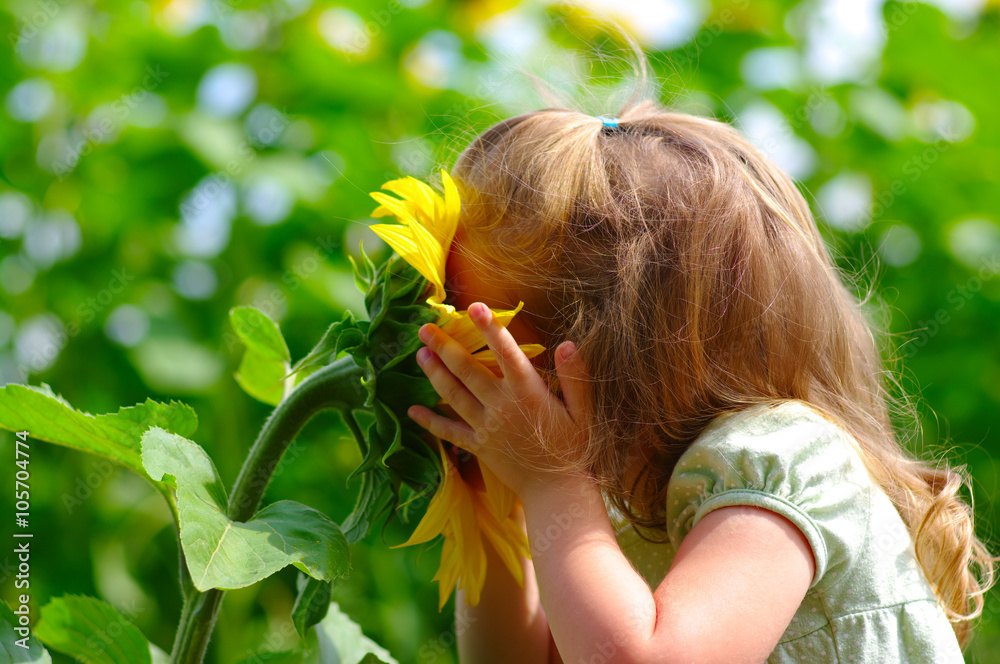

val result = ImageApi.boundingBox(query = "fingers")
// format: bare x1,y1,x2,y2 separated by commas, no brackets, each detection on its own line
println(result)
418,321,499,401
555,341,589,420
468,303,543,389
415,347,485,427
407,404,478,450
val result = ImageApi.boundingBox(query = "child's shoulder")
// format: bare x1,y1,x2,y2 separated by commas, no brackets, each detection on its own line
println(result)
682,399,863,470
666,399,875,589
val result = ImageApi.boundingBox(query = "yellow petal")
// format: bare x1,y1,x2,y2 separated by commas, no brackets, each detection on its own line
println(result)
369,222,446,297
472,344,547,369
433,532,462,610
376,172,459,251
474,497,527,587
460,532,488,608
368,224,421,272
497,505,532,561
428,299,458,319
448,470,487,607
407,218,449,298
382,176,438,219
368,170,461,311
479,458,517,520
391,483,451,548
438,169,460,248
370,191,418,224
440,302,524,352
391,441,455,548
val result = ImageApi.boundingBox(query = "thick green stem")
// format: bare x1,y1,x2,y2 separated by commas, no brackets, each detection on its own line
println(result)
228,356,367,521
170,357,366,664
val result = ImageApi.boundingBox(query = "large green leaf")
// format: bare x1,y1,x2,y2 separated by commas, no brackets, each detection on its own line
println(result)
141,428,350,591
141,426,227,505
0,385,197,478
230,306,291,363
0,601,51,664
33,596,150,664
307,603,397,664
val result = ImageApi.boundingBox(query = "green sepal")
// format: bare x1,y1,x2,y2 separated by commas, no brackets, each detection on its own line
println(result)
374,371,440,414
291,573,334,640
292,311,367,382
366,308,436,373
341,466,394,544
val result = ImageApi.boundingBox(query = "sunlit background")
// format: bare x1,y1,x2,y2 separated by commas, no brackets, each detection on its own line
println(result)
1,0,999,661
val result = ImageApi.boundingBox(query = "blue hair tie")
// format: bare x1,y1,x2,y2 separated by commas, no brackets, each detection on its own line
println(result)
595,115,619,128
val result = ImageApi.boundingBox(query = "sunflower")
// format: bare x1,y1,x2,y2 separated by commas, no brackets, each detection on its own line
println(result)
369,169,538,608
369,169,544,369
395,438,531,609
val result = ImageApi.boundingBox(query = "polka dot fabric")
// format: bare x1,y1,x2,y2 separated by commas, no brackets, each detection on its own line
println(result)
609,400,964,663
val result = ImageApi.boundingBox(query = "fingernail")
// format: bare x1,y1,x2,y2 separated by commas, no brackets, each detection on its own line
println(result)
471,303,489,323
416,347,432,364
418,325,432,343
560,341,576,359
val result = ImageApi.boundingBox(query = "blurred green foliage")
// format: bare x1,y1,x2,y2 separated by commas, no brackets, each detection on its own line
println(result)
0,0,998,661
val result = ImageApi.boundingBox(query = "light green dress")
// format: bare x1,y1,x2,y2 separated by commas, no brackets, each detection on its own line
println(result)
609,400,965,663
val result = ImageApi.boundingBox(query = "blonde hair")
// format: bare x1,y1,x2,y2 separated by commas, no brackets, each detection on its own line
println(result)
447,95,996,646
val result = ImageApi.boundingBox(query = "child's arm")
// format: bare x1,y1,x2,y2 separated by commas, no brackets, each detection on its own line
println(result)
520,479,814,663
408,303,815,663
454,506,552,664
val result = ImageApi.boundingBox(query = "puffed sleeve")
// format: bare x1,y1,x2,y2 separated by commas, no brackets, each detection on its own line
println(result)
665,401,874,590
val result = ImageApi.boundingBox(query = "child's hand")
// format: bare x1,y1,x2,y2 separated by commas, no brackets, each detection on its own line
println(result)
407,302,590,498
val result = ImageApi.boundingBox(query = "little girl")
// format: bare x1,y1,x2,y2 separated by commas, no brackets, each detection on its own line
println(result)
403,98,996,663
